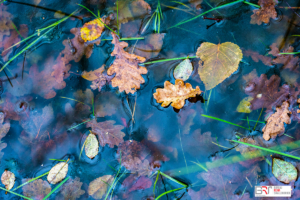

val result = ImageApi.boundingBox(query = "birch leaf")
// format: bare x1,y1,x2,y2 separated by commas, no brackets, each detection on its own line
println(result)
272,158,297,184
85,133,99,159
196,42,243,90
47,162,69,184
173,58,193,81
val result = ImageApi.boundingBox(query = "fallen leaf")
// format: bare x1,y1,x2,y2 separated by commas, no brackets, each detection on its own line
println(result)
64,103,91,124
243,49,272,66
107,32,147,94
147,126,161,142
153,79,201,109
47,162,69,184
80,18,105,42
196,42,243,90
173,58,193,81
94,92,120,117
281,70,299,85
22,178,51,199
262,101,291,141
236,97,253,113
88,175,114,199
268,43,299,71
85,133,99,159
81,65,105,81
129,176,152,192
235,137,260,155
0,112,10,159
59,177,85,200
1,170,15,190
86,119,125,148
73,89,94,105
188,186,215,200
242,69,258,84
272,158,297,184
250,0,278,25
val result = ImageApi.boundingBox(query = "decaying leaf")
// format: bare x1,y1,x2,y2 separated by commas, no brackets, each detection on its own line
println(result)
196,42,243,90
128,176,152,192
0,112,10,160
73,89,94,105
94,92,120,117
22,178,51,199
47,162,69,184
88,175,114,199
244,49,272,66
1,170,15,190
107,33,147,94
82,66,105,81
262,101,291,141
250,0,278,25
85,133,99,159
235,137,260,155
59,177,85,200
80,18,105,42
153,79,201,109
242,69,258,84
173,58,193,81
86,119,125,148
236,97,253,113
269,43,299,71
272,158,297,184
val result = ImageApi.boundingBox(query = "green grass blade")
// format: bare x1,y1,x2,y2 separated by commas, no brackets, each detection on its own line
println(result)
141,56,197,65
240,119,265,124
190,161,208,172
201,114,251,130
246,116,250,130
42,176,70,200
171,1,192,9
279,52,300,55
243,1,260,8
12,172,49,191
0,186,33,200
254,108,264,130
168,0,244,29
153,171,160,198
159,171,188,187
155,186,186,200
154,11,158,33
158,11,161,33
60,96,87,105
92,97,95,116
68,118,93,131
2,33,37,54
0,27,54,72
158,1,163,19
141,12,155,34
231,139,300,160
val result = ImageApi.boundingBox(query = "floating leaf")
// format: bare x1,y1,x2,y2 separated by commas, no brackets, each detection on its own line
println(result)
196,42,243,90
272,158,297,184
22,178,51,199
59,177,85,200
236,97,253,113
262,101,291,141
80,18,105,42
107,32,147,94
47,162,69,184
250,0,278,25
1,170,15,190
173,58,193,81
153,79,201,109
88,175,114,199
81,66,105,81
85,133,99,159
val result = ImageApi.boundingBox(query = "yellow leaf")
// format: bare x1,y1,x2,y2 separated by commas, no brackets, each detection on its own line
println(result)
236,97,253,113
81,65,105,81
196,42,243,90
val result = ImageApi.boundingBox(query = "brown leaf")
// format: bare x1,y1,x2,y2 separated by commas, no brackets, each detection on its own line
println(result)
88,175,114,199
196,42,243,90
81,65,105,81
268,43,299,71
86,119,125,148
0,112,10,160
250,0,278,25
242,69,258,84
243,49,272,66
73,89,94,105
153,79,201,109
107,32,147,94
94,92,120,117
128,176,152,192
262,101,291,140
1,170,15,190
22,178,51,199
59,177,85,200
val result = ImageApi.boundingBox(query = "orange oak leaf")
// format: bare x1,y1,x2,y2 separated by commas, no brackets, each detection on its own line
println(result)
250,0,278,25
107,32,147,94
153,79,201,109
86,119,125,148
262,101,291,141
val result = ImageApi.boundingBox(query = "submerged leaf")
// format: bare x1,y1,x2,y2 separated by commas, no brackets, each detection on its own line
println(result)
153,79,201,109
85,133,99,159
22,178,51,199
250,0,278,25
1,170,15,190
272,158,297,184
236,97,253,113
196,42,243,90
262,101,291,141
173,58,193,81
88,175,114,199
47,162,69,184
0,112,10,160
107,33,147,94
59,177,85,200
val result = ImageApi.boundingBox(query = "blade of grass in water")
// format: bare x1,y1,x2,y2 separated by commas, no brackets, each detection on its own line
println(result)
159,171,188,187
155,186,186,200
49,159,68,162
102,37,144,41
68,118,93,131
12,172,49,191
0,187,33,200
60,96,86,105
240,119,265,124
42,176,70,200
153,171,160,198
254,108,264,130
243,1,261,8
279,52,300,55
141,56,197,65
190,161,208,172
201,114,251,131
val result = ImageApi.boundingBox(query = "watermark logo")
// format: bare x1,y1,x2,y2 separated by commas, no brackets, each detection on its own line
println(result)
255,186,291,197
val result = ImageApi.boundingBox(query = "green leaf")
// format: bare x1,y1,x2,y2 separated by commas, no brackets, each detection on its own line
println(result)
173,58,193,81
272,158,297,184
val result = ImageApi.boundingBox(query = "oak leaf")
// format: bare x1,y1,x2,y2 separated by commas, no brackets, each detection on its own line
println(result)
58,177,85,200
153,79,201,109
86,119,125,148
196,42,243,90
47,162,69,184
0,112,10,160
107,32,147,94
22,178,51,199
88,175,114,199
128,176,152,192
262,101,291,141
243,49,272,66
250,0,278,25
1,170,15,190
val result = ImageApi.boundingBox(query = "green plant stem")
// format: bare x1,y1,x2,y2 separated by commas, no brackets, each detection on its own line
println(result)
201,114,251,131
102,37,144,41
68,118,93,131
254,108,264,130
155,187,186,200
12,172,49,191
279,52,300,55
153,171,160,198
49,159,68,162
240,119,265,124
42,177,70,200
60,96,87,105
141,56,197,65
243,1,260,8
159,171,188,187
0,187,33,200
